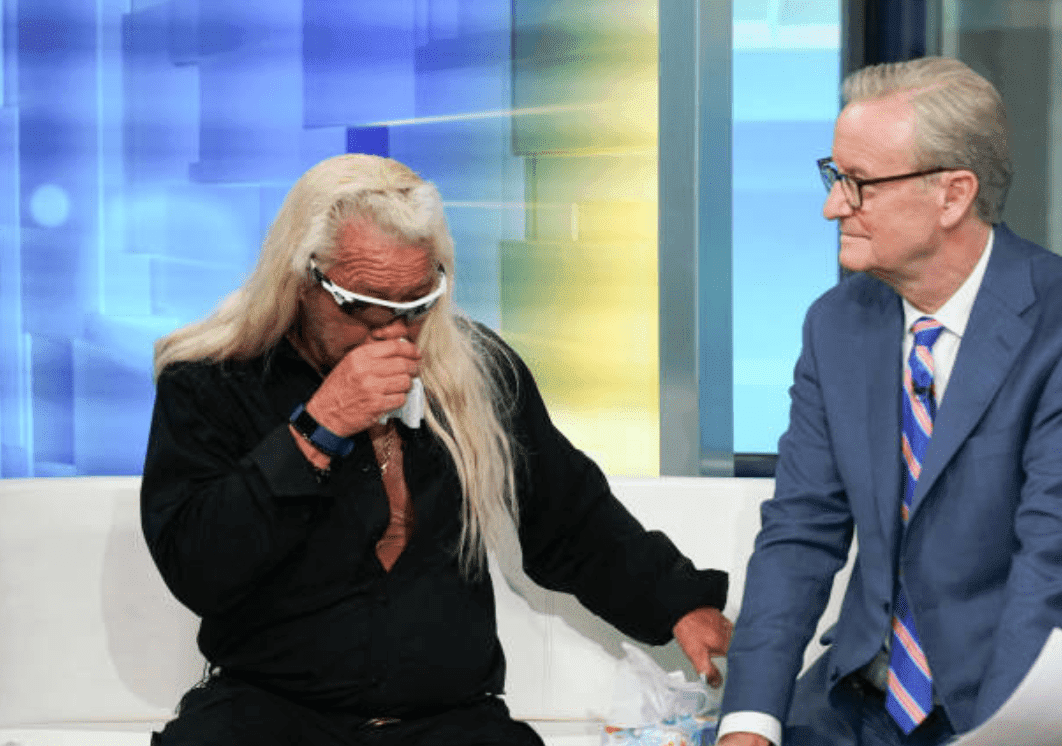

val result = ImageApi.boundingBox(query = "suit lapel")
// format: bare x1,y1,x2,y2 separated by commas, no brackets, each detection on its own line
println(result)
862,289,905,536
908,227,1036,520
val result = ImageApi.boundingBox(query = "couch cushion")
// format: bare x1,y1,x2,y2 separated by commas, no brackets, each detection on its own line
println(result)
0,475,849,732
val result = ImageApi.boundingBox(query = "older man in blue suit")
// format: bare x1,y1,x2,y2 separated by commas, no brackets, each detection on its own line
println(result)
716,57,1062,746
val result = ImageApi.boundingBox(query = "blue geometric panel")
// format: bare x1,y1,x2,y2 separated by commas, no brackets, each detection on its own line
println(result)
190,2,304,184
30,335,75,475
347,127,390,158
73,339,154,475
0,0,521,478
304,0,416,127
734,50,840,122
0,103,24,478
731,35,841,454
732,185,838,452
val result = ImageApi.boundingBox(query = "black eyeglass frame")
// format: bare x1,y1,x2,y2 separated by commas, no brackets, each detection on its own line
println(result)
308,256,447,323
816,157,954,209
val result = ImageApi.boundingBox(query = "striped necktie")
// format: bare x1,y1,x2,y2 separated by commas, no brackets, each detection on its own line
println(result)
886,316,944,733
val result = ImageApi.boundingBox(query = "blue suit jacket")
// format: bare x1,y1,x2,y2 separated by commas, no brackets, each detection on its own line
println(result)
722,224,1062,734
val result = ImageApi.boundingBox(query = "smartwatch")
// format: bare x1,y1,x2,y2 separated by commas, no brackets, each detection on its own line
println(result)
289,403,355,458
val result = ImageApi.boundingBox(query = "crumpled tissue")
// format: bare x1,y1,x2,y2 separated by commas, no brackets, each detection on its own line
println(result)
601,642,720,746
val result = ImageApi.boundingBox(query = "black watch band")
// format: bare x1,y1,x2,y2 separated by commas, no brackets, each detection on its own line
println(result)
289,403,355,458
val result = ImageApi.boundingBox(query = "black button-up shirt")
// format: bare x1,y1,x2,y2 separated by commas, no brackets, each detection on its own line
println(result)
141,331,726,717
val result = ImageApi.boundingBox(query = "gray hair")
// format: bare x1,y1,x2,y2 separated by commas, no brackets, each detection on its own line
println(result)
154,153,518,576
843,57,1011,223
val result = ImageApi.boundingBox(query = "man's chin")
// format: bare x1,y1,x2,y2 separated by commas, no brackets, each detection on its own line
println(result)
837,249,866,274
838,236,878,271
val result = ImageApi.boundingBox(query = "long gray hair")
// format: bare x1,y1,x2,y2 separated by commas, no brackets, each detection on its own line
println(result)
154,154,518,576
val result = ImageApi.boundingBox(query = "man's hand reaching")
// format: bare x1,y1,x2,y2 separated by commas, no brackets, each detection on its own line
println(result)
672,606,732,687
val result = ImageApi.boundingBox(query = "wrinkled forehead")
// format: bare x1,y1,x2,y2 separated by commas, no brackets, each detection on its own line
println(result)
328,218,435,291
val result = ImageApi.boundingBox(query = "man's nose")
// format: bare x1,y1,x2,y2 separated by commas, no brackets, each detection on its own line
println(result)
371,316,410,340
822,181,853,221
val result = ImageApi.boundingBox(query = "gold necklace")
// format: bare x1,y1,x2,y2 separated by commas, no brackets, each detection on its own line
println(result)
374,426,399,475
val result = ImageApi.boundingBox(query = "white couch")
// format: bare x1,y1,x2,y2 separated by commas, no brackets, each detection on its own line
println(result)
0,476,852,745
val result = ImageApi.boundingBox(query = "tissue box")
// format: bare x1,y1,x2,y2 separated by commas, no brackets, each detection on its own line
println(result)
602,715,717,746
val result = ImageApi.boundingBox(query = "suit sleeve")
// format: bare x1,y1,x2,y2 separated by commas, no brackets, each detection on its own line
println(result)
499,341,728,644
721,300,855,722
974,350,1062,725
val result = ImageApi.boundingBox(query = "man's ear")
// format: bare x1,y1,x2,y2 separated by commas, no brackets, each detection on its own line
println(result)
939,169,979,229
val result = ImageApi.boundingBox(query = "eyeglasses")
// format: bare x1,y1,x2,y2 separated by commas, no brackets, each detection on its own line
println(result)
308,256,447,324
817,157,953,209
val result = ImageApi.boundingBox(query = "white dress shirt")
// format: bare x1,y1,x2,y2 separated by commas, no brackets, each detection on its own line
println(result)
715,230,994,746
901,229,993,407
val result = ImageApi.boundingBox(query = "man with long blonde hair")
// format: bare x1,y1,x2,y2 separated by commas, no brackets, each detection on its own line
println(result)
142,153,731,745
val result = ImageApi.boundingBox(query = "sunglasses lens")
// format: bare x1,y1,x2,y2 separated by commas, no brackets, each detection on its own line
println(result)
402,300,435,322
339,300,370,316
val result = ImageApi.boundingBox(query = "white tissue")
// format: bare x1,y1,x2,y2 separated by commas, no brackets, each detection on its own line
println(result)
607,643,713,729
380,376,424,428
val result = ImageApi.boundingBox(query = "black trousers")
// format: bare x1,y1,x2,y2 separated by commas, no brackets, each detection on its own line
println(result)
152,675,545,746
